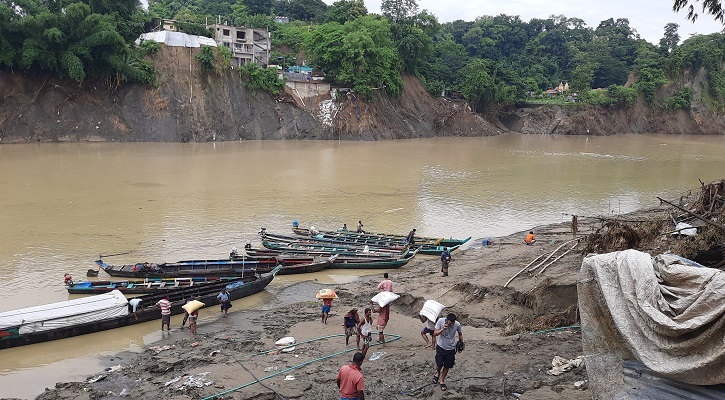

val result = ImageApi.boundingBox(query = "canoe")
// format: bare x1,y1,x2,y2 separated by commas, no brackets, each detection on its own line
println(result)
95,257,277,278
0,266,281,350
66,276,241,295
249,254,336,275
330,249,419,269
292,226,472,248
244,247,408,259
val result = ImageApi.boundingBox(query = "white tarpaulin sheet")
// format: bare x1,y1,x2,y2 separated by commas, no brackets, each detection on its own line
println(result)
136,31,217,48
0,290,128,334
579,249,725,387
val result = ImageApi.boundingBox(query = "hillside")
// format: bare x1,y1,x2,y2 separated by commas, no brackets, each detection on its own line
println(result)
1,46,724,143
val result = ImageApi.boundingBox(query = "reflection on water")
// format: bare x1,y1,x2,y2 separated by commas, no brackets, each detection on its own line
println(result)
1,135,724,397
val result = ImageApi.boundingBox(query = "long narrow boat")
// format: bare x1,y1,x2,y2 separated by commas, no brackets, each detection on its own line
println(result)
243,254,336,275
0,266,281,350
95,258,276,278
66,276,241,295
292,226,472,248
262,230,454,256
329,249,419,269
245,247,407,259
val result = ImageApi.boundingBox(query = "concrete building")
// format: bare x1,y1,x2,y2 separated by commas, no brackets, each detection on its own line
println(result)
211,24,270,67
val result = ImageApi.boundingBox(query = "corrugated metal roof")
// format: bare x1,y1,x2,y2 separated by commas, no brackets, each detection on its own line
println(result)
615,361,725,399
135,31,217,48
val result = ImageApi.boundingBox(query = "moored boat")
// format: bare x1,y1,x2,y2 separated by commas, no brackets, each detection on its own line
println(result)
0,266,281,350
292,225,471,248
95,257,276,278
66,276,240,295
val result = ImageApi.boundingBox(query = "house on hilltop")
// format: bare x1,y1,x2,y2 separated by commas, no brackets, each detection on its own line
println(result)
211,24,270,67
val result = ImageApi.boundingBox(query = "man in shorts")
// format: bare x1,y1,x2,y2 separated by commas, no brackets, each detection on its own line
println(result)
343,308,360,347
419,314,436,348
432,313,463,392
155,296,171,331
371,302,390,347
321,297,333,324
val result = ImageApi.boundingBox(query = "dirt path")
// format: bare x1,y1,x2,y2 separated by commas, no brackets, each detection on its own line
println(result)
30,216,624,400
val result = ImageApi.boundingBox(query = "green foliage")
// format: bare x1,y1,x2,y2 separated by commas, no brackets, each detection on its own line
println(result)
668,33,725,105
673,0,724,23
632,43,667,104
272,20,310,50
238,63,285,94
195,45,216,70
458,58,522,112
139,40,161,55
302,15,402,98
662,87,694,109
277,0,328,22
325,0,368,24
605,84,637,106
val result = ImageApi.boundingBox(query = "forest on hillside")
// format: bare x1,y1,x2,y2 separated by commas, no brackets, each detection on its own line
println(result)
2,0,724,113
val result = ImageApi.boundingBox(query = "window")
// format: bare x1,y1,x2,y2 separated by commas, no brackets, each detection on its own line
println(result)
236,31,246,40
223,42,230,48
223,29,230,36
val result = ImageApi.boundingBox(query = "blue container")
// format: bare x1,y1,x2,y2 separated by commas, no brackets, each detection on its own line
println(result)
292,220,299,228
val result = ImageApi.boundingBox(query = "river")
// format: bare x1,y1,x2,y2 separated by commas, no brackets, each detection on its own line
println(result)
0,134,723,398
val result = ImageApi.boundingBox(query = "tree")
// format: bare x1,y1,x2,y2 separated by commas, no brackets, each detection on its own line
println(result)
381,0,418,23
672,0,725,23
243,0,274,16
277,0,328,22
659,22,680,53
325,0,367,24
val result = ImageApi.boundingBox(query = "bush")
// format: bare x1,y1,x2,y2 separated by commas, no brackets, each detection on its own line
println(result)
139,40,161,56
239,63,285,95
662,87,694,109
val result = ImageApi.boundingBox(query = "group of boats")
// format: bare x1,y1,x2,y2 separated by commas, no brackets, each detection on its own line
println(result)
0,224,469,350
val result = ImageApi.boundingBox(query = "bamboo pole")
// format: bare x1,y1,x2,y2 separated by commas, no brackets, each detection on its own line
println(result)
536,240,581,276
527,237,580,273
504,253,546,288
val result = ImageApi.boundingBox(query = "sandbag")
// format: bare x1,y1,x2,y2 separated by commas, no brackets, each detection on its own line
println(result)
275,336,295,346
371,291,400,307
182,300,205,314
316,288,338,299
419,299,445,322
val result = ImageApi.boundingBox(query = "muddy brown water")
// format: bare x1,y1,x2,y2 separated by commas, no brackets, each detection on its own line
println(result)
1,135,724,398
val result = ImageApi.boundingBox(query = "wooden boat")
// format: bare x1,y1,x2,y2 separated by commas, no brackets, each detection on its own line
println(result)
262,229,453,255
96,257,277,278
232,252,336,275
329,249,419,269
66,276,240,295
244,247,407,259
292,226,472,248
0,266,281,350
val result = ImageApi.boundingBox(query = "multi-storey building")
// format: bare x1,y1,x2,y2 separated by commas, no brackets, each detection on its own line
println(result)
211,24,270,67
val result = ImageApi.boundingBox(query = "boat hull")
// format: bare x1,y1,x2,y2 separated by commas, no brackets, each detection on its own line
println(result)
0,267,281,350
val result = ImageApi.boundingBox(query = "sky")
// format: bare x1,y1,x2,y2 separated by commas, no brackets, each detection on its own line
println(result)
327,0,725,44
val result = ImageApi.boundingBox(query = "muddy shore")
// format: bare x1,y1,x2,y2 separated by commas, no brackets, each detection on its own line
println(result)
16,215,630,400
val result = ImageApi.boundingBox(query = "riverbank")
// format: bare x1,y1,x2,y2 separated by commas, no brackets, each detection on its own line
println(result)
26,214,633,400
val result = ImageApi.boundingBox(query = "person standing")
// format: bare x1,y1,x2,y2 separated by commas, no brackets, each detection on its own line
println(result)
406,229,416,245
155,296,171,331
432,313,464,392
377,273,393,292
440,248,452,277
525,231,536,245
357,220,365,233
321,296,333,324
217,289,232,318
419,314,436,348
358,308,373,351
188,309,199,335
371,301,390,347
337,350,368,400
343,308,360,347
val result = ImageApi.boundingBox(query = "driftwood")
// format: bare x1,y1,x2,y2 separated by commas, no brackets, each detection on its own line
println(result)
536,240,581,276
504,253,546,288
658,197,725,232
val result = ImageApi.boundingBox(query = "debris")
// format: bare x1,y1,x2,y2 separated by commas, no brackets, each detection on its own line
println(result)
106,365,123,372
369,351,386,361
175,372,213,389
149,345,174,354
209,350,220,356
191,342,201,347
264,366,279,372
284,375,295,381
87,374,106,383
164,376,181,387
574,380,588,390
547,355,583,375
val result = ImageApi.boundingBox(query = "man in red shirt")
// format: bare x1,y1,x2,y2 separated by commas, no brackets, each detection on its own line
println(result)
337,350,367,400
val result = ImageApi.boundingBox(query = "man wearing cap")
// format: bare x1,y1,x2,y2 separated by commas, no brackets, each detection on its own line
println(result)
337,348,368,400
432,313,464,392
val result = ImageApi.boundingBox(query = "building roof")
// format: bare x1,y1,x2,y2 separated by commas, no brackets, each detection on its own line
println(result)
136,31,217,48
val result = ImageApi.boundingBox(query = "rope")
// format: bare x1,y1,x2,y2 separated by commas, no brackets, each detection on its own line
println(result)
202,333,402,400
529,325,580,335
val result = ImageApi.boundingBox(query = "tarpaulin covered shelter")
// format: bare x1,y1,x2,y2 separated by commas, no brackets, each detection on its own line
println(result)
578,249,725,399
